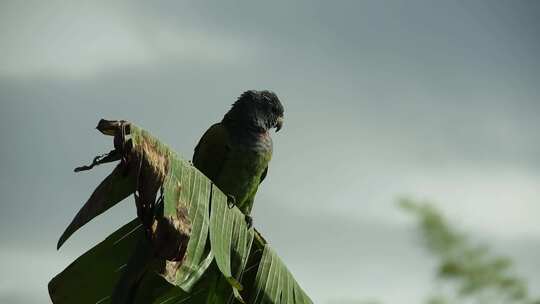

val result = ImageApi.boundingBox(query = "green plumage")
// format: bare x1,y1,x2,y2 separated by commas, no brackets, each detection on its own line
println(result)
193,123,271,215
192,90,283,215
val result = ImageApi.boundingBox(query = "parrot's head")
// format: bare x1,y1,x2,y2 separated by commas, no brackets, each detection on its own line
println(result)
225,90,284,133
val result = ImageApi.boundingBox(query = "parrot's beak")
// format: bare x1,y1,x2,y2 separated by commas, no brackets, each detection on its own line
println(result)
275,116,284,132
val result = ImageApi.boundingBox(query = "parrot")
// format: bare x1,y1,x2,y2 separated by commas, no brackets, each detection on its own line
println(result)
192,90,284,223
113,91,283,303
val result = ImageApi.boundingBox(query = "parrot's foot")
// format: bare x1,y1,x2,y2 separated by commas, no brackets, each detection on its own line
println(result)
226,195,236,209
244,214,253,228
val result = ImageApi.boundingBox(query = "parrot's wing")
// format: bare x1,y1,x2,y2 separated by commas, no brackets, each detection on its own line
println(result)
259,166,268,184
193,123,231,182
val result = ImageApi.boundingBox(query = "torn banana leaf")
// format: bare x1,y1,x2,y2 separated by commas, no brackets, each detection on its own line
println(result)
57,164,135,249
210,185,255,302
50,120,312,304
49,219,145,304
49,219,229,304
252,245,312,304
128,124,216,290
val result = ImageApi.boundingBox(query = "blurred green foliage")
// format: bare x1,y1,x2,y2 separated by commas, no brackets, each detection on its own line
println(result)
400,198,540,304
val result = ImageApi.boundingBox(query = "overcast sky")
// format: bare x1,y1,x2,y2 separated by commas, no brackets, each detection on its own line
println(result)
1,1,539,303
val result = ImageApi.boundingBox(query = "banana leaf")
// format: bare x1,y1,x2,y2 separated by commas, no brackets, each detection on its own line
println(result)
50,120,312,304
57,164,135,249
49,219,144,304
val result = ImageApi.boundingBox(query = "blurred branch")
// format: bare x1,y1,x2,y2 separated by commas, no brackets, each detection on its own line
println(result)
400,198,539,304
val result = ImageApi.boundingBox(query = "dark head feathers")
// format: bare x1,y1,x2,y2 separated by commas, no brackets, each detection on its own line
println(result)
223,90,284,132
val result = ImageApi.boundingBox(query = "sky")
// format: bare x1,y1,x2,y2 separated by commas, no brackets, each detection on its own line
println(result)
0,1,539,303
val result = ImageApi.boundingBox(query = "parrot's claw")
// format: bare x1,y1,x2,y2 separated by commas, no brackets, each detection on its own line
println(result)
244,214,253,228
226,195,236,209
